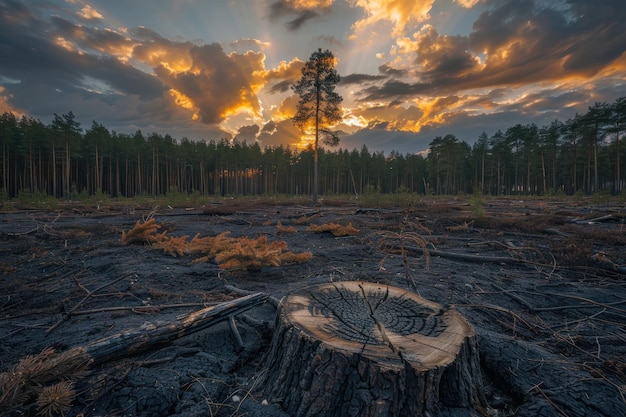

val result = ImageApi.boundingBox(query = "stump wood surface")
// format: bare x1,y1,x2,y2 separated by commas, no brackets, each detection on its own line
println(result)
261,281,486,417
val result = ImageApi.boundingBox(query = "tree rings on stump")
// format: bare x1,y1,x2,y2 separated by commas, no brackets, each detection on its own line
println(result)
260,281,486,417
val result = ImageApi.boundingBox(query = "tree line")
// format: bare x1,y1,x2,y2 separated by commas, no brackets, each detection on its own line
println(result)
0,97,624,200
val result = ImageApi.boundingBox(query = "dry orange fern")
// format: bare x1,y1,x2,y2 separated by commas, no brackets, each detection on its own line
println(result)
121,219,167,245
306,222,360,237
276,221,297,235
120,220,310,270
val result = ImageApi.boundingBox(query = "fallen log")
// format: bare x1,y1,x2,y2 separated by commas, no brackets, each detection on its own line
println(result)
407,245,522,265
259,281,486,417
571,214,615,224
83,292,267,365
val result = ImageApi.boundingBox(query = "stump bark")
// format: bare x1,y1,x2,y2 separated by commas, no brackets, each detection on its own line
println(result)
260,281,485,417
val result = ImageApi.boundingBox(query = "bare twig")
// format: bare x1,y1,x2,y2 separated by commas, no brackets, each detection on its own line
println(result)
46,272,136,334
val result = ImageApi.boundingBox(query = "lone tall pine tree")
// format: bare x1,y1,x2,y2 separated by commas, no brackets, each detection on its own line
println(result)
292,49,343,204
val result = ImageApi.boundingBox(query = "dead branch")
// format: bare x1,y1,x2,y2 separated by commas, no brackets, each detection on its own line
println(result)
69,302,220,316
406,246,522,265
571,214,615,224
46,272,136,335
224,284,281,308
83,292,268,365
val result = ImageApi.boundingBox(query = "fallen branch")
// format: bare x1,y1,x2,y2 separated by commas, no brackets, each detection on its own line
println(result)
571,214,615,224
406,246,522,265
46,272,136,335
83,292,268,365
224,284,281,308
69,302,220,316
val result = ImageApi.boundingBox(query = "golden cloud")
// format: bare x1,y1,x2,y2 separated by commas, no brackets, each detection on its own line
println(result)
229,50,268,93
346,96,470,133
289,0,333,9
149,43,263,125
133,41,194,73
349,0,435,37
265,58,304,82
55,36,77,52
272,95,300,121
0,86,21,116
397,24,482,79
77,5,103,20
455,0,481,8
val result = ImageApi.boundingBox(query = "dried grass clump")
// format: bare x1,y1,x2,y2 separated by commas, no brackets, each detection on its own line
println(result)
294,213,321,225
306,222,360,237
376,219,432,290
0,347,91,417
37,381,76,417
120,218,167,245
214,236,312,271
152,234,190,257
120,219,311,271
276,221,297,235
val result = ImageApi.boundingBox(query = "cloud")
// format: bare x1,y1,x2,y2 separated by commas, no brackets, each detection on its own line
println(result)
358,80,430,101
0,86,19,115
349,0,435,37
0,4,165,104
1,0,624,155
269,80,294,94
467,0,626,84
340,73,388,85
229,38,272,52
454,0,482,8
397,25,479,81
234,124,261,143
313,35,344,50
76,5,103,21
357,0,626,104
153,43,263,124
257,118,303,148
267,0,332,30
264,58,304,93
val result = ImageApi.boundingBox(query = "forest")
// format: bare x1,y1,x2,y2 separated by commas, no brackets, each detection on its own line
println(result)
1,96,625,200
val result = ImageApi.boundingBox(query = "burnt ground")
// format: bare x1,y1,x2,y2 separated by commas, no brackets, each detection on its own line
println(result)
0,196,625,417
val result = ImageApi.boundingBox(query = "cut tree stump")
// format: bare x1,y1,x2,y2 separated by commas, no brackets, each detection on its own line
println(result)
260,281,486,417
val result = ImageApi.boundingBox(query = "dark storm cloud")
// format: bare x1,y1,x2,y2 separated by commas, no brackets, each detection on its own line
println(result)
154,43,260,124
340,73,388,85
313,35,343,49
286,9,320,31
257,119,301,147
87,56,165,100
269,79,294,93
467,0,626,84
0,0,165,110
361,0,626,102
378,64,407,78
358,80,430,101
267,1,326,31
131,26,166,42
234,124,261,143
50,15,133,56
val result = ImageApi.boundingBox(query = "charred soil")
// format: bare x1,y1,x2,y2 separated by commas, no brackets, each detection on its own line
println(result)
1,196,625,417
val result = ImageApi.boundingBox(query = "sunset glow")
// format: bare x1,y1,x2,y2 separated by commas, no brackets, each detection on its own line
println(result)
0,0,624,154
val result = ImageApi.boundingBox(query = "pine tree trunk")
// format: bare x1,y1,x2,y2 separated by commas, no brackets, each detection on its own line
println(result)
260,281,486,417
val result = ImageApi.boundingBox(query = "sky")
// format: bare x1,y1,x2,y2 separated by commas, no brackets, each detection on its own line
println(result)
0,0,625,155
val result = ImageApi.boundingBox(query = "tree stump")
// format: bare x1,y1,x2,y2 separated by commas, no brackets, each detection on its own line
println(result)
260,281,486,417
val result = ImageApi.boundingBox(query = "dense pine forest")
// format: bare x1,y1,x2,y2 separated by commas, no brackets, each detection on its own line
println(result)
1,96,625,200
